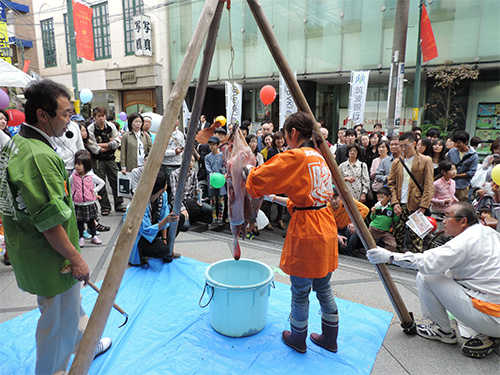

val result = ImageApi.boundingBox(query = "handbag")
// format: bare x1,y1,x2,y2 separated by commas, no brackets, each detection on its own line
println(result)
362,162,373,200
399,157,431,216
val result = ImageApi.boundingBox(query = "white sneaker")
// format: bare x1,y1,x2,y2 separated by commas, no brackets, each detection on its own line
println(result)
91,236,102,245
416,322,457,344
94,337,112,359
79,237,85,247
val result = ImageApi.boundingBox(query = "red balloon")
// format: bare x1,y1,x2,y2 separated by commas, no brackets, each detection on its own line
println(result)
6,109,25,127
260,85,276,105
427,216,438,233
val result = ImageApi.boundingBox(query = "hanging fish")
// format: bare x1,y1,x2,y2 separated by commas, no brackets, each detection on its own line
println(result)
225,126,263,260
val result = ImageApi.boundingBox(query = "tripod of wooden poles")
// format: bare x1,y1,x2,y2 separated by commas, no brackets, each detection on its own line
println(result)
69,1,414,373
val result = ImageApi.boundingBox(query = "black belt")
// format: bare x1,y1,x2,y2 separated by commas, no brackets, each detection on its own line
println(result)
293,204,327,213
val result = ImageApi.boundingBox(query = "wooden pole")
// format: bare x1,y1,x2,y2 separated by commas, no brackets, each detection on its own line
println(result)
246,0,415,330
168,1,225,252
68,1,220,373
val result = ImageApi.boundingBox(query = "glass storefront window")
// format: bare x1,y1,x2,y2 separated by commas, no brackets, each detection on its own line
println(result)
169,0,500,81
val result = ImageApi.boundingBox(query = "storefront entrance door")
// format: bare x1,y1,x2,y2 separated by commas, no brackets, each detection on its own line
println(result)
122,89,156,114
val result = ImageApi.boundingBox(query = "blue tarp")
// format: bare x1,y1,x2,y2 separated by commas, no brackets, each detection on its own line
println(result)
0,257,393,374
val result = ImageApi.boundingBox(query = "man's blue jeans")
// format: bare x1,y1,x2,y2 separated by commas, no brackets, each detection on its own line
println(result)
290,273,338,323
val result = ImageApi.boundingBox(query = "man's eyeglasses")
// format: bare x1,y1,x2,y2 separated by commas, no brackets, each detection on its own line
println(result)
443,214,463,220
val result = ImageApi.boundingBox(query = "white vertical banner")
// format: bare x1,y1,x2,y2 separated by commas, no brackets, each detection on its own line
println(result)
142,15,152,57
394,63,405,129
348,70,370,125
225,81,242,125
182,100,191,131
134,15,153,57
279,72,298,128
133,16,143,56
386,64,394,123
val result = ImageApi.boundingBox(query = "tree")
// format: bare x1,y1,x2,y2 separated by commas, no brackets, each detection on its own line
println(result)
424,60,480,132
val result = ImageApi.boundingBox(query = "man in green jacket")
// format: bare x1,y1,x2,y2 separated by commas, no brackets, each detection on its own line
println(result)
0,79,111,374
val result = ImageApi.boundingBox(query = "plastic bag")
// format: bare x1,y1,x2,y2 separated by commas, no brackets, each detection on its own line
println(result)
256,209,269,230
471,155,495,189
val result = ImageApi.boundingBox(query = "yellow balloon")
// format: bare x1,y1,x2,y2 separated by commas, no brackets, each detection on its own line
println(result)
215,115,226,127
492,164,500,185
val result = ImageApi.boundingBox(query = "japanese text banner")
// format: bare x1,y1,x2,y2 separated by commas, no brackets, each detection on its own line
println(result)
73,1,94,61
279,72,297,128
348,71,370,125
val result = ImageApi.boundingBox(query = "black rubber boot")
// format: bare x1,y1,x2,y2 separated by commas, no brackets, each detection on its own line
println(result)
282,320,308,353
310,315,339,353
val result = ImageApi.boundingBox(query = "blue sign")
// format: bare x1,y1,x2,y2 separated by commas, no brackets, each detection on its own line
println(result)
0,3,6,22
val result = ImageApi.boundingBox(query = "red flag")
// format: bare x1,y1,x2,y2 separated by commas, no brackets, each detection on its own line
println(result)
420,5,438,62
22,59,31,73
73,1,94,61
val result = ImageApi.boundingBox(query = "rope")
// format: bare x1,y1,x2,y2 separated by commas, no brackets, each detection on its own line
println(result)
226,6,238,126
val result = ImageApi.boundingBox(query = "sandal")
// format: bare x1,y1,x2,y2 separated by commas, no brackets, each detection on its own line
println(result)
277,220,286,230
96,223,110,232
101,211,110,216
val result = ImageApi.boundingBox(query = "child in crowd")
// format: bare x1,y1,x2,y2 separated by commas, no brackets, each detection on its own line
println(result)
431,160,458,215
70,150,105,247
477,207,494,226
368,187,399,251
205,136,226,225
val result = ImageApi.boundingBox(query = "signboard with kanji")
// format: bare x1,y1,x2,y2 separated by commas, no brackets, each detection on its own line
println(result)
134,15,152,57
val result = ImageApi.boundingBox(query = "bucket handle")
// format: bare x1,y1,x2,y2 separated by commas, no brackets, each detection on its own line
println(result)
199,283,214,308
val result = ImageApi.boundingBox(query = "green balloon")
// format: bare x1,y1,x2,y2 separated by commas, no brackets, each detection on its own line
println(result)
210,173,226,189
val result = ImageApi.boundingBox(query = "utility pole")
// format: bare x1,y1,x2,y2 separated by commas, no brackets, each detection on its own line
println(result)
386,0,410,137
412,0,424,127
66,0,80,104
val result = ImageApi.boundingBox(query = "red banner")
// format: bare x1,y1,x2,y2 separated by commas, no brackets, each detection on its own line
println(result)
73,1,94,61
420,5,438,62
22,59,31,73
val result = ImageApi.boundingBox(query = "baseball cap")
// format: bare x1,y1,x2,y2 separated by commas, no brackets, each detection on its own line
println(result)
208,136,221,144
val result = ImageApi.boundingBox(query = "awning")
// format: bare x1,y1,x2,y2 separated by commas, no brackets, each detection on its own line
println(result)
0,58,35,87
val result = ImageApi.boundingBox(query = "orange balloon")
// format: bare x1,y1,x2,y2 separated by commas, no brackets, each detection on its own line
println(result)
260,85,276,105
214,115,226,127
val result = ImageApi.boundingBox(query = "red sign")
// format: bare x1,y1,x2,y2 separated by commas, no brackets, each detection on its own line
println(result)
420,5,438,62
22,59,31,73
73,1,94,61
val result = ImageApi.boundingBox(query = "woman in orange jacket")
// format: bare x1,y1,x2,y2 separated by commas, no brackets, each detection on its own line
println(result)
246,112,339,354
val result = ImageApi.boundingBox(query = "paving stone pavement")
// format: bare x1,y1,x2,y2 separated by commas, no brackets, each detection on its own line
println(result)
1,210,498,374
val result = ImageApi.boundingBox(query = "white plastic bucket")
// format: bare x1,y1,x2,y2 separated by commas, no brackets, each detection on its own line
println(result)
200,259,274,337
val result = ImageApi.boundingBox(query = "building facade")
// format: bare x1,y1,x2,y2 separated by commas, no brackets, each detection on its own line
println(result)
1,0,39,76
30,0,500,153
32,0,171,117
170,0,499,152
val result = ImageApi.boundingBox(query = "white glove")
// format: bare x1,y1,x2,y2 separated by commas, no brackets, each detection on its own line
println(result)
366,246,392,264
263,195,275,202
